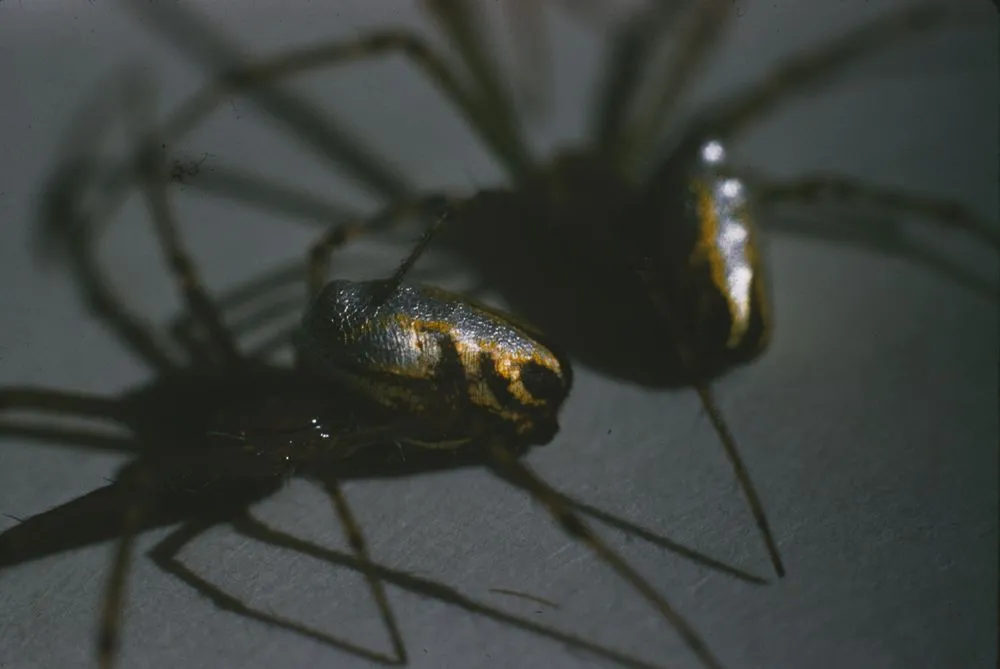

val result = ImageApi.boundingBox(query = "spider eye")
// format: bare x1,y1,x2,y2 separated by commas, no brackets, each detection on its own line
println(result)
519,361,564,403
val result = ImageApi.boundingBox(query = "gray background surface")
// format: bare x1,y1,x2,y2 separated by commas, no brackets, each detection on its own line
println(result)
0,2,997,669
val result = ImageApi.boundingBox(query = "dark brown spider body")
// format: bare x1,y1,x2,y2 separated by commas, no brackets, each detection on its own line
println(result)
430,136,768,386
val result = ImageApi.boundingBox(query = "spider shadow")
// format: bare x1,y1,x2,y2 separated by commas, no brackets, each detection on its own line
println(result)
0,415,763,669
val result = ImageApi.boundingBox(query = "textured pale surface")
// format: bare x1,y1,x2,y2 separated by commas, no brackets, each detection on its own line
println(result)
0,2,996,669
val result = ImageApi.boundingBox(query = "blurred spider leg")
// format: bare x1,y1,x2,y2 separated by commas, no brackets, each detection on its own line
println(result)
423,0,535,179
182,165,359,231
318,477,406,663
485,443,727,669
0,388,123,422
704,4,980,143
761,213,998,299
249,327,306,362
307,194,463,299
138,151,238,361
121,0,408,201
232,515,663,669
619,0,737,171
591,0,691,155
96,462,154,669
150,25,527,182
749,173,1000,253
169,261,307,359
147,516,404,665
0,425,135,459
502,0,553,117
38,163,179,372
169,318,221,364
120,77,239,363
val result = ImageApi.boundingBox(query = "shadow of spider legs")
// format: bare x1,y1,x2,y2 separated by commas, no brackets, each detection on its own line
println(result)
0,448,674,669
14,75,771,669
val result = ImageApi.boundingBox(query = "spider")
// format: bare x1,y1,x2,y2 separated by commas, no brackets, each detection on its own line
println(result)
2,1,996,668
74,0,998,586
0,68,772,669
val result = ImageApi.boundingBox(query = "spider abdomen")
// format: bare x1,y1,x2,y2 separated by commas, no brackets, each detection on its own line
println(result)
297,280,572,445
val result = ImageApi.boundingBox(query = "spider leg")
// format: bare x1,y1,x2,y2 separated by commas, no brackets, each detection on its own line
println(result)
633,259,786,580
180,164,358,232
485,442,727,669
617,0,737,173
96,462,153,669
750,172,1000,254
691,382,783,579
317,476,407,663
121,0,408,202
232,514,662,669
422,0,535,180
307,194,464,299
697,4,982,145
0,388,123,422
591,0,692,155
38,159,179,373
0,424,136,459
499,0,617,119
121,78,240,364
136,147,238,362
501,0,553,118
125,0,531,186
170,261,306,361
